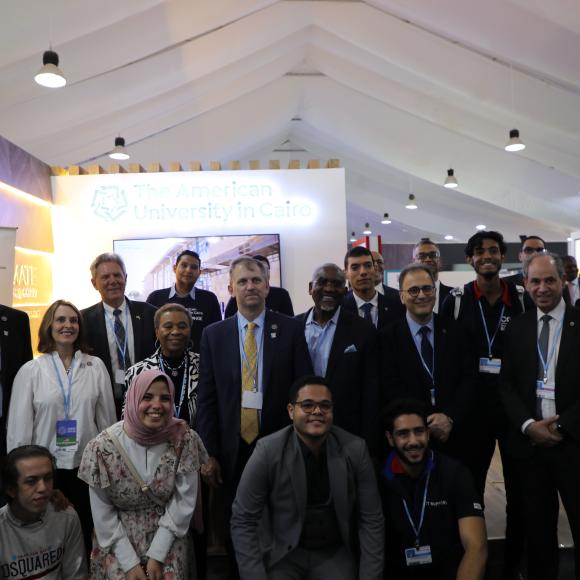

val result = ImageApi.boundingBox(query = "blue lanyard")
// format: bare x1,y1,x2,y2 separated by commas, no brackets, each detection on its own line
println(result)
402,465,432,548
106,303,129,363
238,319,262,391
478,301,505,359
536,319,563,383
50,352,76,420
159,356,188,418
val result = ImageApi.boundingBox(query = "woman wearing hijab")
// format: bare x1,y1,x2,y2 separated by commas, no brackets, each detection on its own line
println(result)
79,369,207,580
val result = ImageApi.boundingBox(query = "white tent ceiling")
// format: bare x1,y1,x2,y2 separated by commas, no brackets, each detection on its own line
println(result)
2,0,580,243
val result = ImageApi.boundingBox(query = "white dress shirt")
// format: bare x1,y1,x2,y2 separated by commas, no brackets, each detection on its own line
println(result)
103,299,136,385
352,291,379,327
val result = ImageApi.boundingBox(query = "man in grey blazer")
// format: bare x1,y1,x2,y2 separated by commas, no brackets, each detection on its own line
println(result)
231,375,384,580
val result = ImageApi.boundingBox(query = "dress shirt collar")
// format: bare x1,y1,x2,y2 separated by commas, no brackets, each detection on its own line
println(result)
306,306,341,328
405,311,434,337
352,290,378,310
536,298,566,324
102,298,127,316
237,309,266,330
169,284,196,300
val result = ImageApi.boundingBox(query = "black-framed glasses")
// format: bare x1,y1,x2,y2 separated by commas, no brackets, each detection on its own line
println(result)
522,247,546,255
416,251,440,260
292,399,333,414
402,285,435,297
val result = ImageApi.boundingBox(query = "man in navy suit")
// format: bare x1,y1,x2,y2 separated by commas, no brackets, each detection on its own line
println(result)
380,263,475,466
198,256,312,577
295,263,379,453
412,238,452,314
501,252,580,580
81,253,156,417
0,305,33,456
342,246,404,330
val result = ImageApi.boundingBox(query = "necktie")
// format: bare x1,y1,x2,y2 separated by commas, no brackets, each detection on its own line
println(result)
113,309,131,370
419,326,434,375
241,322,259,444
361,303,373,324
537,314,551,381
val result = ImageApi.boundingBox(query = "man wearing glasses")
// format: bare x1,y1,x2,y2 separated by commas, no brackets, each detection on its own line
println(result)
380,264,475,464
503,236,547,304
231,375,384,580
412,238,452,314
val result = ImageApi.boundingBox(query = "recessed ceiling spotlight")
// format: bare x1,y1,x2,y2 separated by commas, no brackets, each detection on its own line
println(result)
405,194,418,210
443,168,458,189
567,237,573,242
363,223,372,235
381,212,391,224
444,235,454,240
476,224,486,230
350,231,357,242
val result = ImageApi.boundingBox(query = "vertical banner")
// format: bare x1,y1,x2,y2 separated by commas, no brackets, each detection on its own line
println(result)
0,227,17,305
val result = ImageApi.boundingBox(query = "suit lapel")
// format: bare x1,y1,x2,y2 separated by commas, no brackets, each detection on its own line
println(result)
286,430,307,523
228,316,241,389
556,308,579,383
433,315,445,385
126,298,142,362
262,311,274,394
327,432,349,541
326,309,349,379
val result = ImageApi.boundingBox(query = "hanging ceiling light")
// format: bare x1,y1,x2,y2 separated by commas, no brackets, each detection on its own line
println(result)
363,223,372,235
505,129,526,152
109,137,130,160
443,168,458,189
381,212,391,224
349,231,357,243
34,50,66,88
405,194,418,210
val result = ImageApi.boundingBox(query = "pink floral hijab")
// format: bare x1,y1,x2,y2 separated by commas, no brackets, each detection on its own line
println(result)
123,369,189,447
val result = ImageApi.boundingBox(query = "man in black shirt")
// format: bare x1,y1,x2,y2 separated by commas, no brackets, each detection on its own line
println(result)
440,231,525,580
381,399,486,580
147,250,222,352
231,375,383,580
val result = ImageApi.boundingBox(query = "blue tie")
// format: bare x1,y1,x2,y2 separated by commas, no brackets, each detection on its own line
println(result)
361,303,373,324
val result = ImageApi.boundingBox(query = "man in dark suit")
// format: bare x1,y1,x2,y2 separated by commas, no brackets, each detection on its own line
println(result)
0,305,32,456
224,254,294,317
562,254,580,307
342,246,404,330
146,249,222,351
412,237,452,313
81,253,156,417
295,263,379,453
198,256,312,577
231,376,383,580
500,252,580,580
380,264,475,465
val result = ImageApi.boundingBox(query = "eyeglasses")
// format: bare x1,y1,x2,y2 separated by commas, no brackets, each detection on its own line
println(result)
402,285,435,297
522,247,546,255
292,399,333,414
416,251,440,260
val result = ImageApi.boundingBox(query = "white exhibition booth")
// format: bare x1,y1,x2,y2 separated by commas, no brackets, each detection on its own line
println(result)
51,168,347,314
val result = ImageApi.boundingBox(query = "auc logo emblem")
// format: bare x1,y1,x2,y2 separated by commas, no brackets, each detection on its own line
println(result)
91,186,128,221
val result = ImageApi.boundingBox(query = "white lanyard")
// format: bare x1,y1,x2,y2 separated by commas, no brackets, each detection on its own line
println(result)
402,464,432,548
50,352,76,420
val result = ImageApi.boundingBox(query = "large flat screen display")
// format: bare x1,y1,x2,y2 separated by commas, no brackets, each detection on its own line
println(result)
113,234,281,313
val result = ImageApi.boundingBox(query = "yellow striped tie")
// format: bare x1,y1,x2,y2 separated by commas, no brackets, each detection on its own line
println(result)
240,322,259,444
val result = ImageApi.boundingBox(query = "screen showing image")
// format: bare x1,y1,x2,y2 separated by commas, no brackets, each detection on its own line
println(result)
114,234,282,313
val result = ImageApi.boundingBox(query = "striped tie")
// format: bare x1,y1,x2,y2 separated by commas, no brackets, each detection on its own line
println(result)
113,309,131,370
240,322,259,444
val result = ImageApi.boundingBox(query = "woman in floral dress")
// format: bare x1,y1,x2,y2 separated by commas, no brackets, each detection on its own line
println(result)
79,369,207,579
